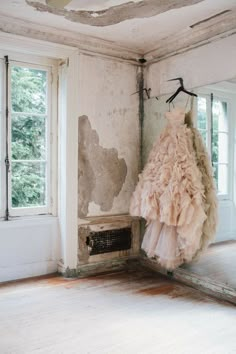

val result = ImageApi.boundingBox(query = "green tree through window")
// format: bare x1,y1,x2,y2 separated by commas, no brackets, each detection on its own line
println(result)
11,66,48,208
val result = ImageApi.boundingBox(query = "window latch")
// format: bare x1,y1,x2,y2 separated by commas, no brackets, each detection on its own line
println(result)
5,156,10,172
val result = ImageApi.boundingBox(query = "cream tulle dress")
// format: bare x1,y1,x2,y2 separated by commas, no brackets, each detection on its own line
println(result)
130,106,217,270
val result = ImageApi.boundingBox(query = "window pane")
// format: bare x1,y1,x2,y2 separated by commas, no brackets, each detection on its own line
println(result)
218,132,228,164
214,163,228,195
213,99,228,133
11,162,46,208
197,97,207,130
199,130,207,145
212,163,218,188
11,66,47,114
212,131,218,164
11,115,46,160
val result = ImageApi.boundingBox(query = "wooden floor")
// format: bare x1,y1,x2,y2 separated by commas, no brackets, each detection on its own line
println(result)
181,241,236,289
0,270,236,354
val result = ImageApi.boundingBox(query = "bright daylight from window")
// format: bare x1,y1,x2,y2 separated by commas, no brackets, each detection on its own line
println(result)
197,96,229,196
11,66,48,208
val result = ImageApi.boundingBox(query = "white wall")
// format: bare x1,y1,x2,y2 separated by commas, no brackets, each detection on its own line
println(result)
144,34,236,242
0,217,59,282
146,34,236,97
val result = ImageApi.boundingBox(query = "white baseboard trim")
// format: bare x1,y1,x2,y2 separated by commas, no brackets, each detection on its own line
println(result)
0,260,58,283
140,257,236,305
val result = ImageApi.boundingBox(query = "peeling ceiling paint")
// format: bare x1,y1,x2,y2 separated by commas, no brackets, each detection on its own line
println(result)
54,0,143,11
0,0,235,52
26,0,204,27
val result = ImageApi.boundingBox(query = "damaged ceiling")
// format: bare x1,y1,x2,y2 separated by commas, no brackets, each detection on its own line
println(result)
26,0,204,27
0,0,236,54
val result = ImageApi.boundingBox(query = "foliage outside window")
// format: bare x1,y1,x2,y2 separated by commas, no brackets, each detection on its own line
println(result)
11,66,48,208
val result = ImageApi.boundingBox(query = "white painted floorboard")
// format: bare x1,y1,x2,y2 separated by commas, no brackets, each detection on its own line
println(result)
182,241,236,289
0,271,235,354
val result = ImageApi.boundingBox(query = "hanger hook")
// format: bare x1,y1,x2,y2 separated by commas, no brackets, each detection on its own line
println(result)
167,77,184,87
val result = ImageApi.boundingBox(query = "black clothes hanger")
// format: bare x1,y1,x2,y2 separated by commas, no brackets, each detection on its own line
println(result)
166,78,197,104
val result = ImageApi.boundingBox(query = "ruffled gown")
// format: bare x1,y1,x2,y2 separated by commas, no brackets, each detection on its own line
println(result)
130,107,208,270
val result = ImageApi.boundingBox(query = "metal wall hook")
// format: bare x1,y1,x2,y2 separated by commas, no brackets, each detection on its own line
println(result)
131,87,158,100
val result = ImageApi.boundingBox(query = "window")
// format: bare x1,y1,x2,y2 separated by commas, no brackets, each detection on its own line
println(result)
0,55,57,219
0,59,4,217
197,93,230,199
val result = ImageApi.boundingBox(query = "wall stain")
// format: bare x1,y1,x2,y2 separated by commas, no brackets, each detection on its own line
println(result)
78,115,127,217
136,284,175,296
26,0,204,27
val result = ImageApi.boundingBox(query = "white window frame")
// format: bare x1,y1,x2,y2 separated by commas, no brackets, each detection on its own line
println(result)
195,86,235,201
0,58,5,218
0,50,58,217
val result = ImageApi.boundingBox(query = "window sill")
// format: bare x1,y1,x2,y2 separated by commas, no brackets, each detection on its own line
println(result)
0,214,58,228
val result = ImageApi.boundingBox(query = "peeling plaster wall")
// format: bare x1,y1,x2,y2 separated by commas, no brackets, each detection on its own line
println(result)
78,115,127,217
143,34,236,244
78,53,140,218
77,54,140,267
142,96,167,166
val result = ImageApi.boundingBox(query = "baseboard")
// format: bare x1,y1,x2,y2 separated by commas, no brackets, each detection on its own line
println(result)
0,260,58,283
60,256,140,278
140,256,236,305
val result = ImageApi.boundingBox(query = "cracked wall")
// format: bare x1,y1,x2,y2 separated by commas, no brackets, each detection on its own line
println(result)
26,0,204,27
78,53,139,218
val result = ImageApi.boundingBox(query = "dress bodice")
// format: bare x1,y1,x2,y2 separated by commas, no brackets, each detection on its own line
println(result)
165,107,186,125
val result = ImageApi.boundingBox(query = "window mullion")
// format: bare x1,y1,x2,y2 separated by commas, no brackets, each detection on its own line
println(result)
11,112,47,117
208,93,213,162
12,160,47,163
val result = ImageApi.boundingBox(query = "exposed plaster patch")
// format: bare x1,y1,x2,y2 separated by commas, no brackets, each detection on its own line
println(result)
26,0,204,27
46,0,71,9
78,115,127,217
